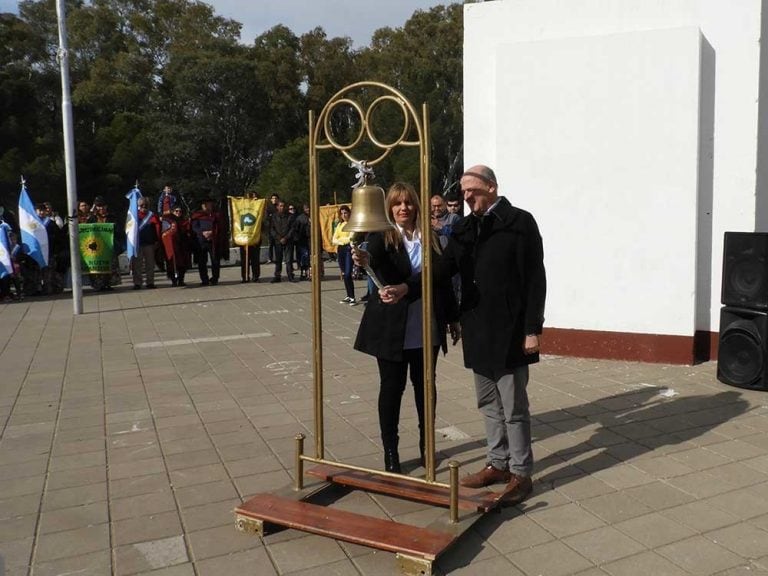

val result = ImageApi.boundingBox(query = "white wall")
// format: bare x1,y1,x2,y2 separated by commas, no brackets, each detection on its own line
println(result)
464,0,764,337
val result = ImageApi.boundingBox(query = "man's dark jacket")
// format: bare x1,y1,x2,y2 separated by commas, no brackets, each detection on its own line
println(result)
442,197,546,378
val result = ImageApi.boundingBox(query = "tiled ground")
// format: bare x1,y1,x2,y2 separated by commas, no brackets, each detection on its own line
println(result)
1,266,767,575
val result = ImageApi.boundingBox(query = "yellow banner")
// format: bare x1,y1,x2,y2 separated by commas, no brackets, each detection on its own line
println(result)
229,197,266,246
319,204,341,254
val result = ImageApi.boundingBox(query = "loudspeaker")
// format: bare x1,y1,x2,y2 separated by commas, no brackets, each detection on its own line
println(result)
718,306,768,390
722,232,768,309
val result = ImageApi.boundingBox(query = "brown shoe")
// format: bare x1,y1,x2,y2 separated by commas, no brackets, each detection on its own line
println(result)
459,465,511,488
498,474,533,506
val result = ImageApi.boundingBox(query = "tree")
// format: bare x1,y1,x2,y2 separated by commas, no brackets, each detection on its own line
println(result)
361,4,464,194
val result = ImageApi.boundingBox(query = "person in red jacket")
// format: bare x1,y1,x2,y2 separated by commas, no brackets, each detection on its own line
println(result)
132,196,162,289
162,206,192,287
191,197,228,286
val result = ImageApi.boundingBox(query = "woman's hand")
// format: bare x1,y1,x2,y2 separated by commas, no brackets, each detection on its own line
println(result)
448,322,462,345
351,246,369,268
380,283,408,304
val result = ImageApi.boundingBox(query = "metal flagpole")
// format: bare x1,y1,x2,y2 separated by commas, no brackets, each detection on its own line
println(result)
56,0,83,315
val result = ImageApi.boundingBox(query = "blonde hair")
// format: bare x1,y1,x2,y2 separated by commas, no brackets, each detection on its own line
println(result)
383,182,440,253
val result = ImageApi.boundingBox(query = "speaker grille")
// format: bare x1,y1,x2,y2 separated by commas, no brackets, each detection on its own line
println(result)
722,232,768,309
718,319,765,386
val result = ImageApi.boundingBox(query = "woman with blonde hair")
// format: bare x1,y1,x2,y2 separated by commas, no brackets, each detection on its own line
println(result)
353,182,460,473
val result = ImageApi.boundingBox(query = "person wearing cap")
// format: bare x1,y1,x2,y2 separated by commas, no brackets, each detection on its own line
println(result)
131,196,161,289
439,164,546,506
191,196,227,286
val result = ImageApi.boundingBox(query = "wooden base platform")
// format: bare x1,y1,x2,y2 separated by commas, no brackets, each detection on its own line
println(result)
235,464,503,576
306,463,501,512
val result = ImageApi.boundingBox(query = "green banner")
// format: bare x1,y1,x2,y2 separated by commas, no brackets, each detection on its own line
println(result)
79,223,114,274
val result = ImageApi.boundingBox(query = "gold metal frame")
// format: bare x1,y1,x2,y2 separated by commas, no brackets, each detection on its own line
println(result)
307,81,444,485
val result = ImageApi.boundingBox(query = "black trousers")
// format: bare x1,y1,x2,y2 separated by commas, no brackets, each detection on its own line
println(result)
376,347,439,452
273,241,294,279
197,244,220,283
239,245,260,280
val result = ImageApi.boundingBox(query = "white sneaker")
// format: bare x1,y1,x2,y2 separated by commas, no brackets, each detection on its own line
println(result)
340,296,352,304
348,298,359,306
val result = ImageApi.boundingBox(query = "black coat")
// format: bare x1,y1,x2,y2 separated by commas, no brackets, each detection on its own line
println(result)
354,231,459,363
442,197,546,378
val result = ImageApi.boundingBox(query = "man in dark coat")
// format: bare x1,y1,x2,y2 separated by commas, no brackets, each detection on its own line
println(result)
441,164,546,505
268,200,295,283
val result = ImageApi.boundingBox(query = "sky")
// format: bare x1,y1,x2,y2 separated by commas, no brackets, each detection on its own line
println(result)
0,0,463,48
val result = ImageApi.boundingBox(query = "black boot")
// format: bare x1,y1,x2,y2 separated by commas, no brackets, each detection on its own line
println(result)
384,449,401,474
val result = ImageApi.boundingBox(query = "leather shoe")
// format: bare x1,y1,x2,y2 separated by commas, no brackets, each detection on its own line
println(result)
459,464,511,488
498,474,533,506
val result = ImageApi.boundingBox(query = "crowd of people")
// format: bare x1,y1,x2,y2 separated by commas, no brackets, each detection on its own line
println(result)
0,188,324,300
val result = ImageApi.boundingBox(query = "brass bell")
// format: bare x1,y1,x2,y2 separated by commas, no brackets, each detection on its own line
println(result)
345,184,394,233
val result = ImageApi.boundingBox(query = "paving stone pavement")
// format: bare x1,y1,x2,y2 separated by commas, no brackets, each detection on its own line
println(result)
2,266,768,576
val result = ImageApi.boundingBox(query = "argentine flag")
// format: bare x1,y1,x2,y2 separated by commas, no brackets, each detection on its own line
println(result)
125,186,142,259
0,222,12,279
18,183,49,268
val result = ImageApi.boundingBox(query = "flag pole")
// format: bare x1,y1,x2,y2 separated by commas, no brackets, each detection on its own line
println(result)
56,0,82,315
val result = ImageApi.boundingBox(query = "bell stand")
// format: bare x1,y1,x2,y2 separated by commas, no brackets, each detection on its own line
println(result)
235,81,504,576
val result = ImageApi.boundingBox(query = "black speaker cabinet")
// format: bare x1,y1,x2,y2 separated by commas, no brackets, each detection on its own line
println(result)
718,306,768,390
722,232,768,309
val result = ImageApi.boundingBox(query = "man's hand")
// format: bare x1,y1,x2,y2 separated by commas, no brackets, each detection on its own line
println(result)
449,322,461,345
523,334,540,355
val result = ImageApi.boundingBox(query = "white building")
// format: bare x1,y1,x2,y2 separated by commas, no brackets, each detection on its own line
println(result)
463,0,768,363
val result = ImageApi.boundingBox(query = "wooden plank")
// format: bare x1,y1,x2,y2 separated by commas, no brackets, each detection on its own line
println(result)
236,493,455,560
306,464,501,512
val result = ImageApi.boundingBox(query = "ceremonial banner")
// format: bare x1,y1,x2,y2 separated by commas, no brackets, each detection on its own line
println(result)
79,223,114,274
229,197,266,246
319,204,340,254
18,183,49,268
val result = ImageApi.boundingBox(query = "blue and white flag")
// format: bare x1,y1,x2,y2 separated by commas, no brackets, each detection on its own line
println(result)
18,182,49,268
125,186,142,259
0,222,12,279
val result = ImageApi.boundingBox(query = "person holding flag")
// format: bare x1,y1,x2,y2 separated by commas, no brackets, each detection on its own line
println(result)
130,196,161,289
87,196,124,291
0,220,15,301
229,192,265,283
161,206,192,287
18,179,49,293
18,180,49,296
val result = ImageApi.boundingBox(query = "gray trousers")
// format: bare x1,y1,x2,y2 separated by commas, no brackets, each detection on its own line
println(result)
473,365,533,477
131,244,156,286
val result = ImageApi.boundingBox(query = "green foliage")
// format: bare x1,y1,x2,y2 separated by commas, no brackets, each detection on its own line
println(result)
0,0,464,213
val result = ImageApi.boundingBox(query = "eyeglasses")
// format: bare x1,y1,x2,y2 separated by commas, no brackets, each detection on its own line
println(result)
447,203,460,208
